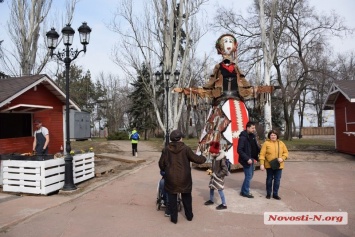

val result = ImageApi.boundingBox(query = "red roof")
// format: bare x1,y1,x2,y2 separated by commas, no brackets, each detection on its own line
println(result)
324,80,355,110
0,74,80,112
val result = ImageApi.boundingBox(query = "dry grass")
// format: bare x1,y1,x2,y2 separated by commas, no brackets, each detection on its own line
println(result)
283,138,335,150
70,136,335,154
70,138,115,153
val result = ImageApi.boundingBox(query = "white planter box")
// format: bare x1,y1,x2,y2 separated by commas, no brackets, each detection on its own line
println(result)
72,153,95,183
0,160,4,186
1,153,95,195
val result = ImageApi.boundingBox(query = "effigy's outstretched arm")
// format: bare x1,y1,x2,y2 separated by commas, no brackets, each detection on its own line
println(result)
172,85,275,99
172,87,212,97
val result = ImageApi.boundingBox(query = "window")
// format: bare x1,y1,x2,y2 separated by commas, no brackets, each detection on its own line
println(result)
0,113,32,139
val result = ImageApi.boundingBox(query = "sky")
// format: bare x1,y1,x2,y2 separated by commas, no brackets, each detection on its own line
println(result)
1,0,353,81
1,0,354,126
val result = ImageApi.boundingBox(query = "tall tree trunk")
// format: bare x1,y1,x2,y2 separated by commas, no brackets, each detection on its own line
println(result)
258,0,278,137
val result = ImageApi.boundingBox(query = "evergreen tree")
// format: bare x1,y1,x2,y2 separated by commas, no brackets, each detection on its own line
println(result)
127,64,158,139
55,64,96,112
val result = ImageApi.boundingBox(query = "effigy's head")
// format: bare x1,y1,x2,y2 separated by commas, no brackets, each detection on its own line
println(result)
215,34,238,61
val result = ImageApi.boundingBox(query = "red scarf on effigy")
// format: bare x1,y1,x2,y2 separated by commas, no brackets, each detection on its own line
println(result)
221,63,235,73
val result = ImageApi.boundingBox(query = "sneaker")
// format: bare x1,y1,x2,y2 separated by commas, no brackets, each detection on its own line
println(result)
164,213,171,217
216,204,227,210
273,195,281,200
241,193,254,198
204,200,214,205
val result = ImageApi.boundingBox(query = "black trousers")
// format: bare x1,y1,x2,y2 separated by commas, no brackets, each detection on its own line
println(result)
131,143,138,155
167,192,193,223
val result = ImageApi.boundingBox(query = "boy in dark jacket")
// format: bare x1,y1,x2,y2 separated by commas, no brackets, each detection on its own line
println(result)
159,130,206,224
237,121,260,198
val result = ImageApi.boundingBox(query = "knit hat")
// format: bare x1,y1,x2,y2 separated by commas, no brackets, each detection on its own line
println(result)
170,130,185,142
209,141,220,154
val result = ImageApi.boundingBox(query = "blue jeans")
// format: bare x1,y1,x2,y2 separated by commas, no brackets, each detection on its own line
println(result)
266,168,282,196
209,188,226,205
241,161,254,195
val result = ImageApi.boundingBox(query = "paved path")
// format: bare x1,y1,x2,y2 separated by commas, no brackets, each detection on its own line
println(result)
0,140,354,237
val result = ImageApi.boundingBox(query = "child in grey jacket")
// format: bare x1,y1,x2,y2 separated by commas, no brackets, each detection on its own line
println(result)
204,141,228,210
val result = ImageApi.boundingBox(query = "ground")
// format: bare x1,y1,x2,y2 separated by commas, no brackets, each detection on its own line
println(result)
1,139,354,236
70,139,354,179
4,138,352,196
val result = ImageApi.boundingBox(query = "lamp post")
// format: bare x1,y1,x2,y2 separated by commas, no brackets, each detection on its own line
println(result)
46,22,92,191
298,111,302,139
155,70,180,145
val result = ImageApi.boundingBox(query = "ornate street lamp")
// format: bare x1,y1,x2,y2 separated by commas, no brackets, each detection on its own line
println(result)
155,69,180,145
46,22,92,191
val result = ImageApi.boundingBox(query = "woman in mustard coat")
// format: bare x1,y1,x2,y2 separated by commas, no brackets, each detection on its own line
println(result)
259,130,289,200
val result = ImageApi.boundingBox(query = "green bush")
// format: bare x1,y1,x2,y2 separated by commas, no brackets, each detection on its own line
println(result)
107,131,129,140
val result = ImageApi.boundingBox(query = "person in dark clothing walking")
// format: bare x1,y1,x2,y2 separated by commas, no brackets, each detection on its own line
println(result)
32,119,49,155
237,121,260,198
159,130,206,224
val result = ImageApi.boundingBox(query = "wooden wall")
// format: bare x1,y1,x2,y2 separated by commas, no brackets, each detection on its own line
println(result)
302,127,334,135
334,94,355,155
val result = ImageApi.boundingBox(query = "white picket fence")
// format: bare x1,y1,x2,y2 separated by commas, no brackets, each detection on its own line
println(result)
72,153,95,183
0,153,94,195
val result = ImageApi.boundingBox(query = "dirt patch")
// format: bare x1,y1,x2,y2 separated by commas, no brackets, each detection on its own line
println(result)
288,150,354,162
71,140,122,154
56,157,138,196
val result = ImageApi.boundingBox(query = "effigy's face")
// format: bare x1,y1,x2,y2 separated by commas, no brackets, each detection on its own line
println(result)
221,36,235,55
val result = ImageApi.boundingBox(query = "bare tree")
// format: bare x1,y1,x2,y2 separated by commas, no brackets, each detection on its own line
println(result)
334,52,355,81
304,51,355,127
0,0,78,76
109,0,208,137
96,72,132,134
306,49,336,127
279,0,351,139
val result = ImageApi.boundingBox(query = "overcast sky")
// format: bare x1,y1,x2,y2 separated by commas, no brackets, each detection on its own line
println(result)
0,0,355,82
1,0,354,82
1,0,354,127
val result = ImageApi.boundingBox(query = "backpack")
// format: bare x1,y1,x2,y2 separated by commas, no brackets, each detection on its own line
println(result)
131,132,139,140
